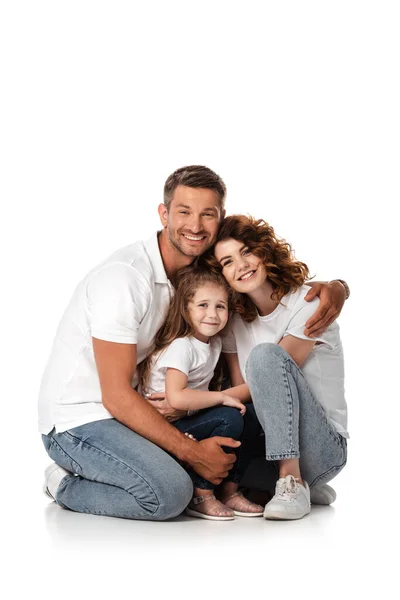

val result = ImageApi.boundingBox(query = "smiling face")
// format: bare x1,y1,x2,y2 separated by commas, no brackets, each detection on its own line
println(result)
214,237,267,293
187,283,229,343
158,185,224,258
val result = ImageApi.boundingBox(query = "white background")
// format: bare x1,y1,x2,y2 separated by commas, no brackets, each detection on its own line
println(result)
1,1,398,598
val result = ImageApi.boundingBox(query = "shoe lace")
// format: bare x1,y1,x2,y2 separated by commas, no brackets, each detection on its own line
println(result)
277,475,299,499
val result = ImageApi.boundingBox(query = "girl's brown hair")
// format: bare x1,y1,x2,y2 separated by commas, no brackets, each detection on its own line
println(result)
202,215,310,323
139,264,230,392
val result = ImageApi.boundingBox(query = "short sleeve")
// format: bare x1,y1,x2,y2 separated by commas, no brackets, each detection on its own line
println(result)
221,322,237,354
284,297,334,349
86,263,149,344
156,338,194,376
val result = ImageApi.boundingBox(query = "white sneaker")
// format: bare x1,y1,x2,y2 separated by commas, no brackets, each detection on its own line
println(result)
310,484,336,505
43,463,73,500
263,475,311,520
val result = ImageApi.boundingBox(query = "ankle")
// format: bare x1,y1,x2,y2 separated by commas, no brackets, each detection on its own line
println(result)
219,482,238,500
194,488,214,498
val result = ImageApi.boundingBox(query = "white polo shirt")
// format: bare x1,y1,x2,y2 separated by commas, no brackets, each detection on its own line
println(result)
38,233,173,434
222,285,349,438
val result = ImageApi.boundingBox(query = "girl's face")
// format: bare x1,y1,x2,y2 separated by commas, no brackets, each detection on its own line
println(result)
187,283,229,343
214,237,267,294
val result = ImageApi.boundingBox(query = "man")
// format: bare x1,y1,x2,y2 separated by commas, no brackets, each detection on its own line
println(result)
39,165,348,520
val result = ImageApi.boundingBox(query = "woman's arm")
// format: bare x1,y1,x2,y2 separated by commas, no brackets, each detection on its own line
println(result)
279,335,315,367
223,352,244,386
165,368,246,412
223,352,251,402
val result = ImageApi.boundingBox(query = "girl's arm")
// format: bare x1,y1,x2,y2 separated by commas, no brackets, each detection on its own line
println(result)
165,368,246,412
279,335,315,366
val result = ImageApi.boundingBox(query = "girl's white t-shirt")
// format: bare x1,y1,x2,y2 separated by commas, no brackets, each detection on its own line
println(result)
222,285,349,438
145,335,222,396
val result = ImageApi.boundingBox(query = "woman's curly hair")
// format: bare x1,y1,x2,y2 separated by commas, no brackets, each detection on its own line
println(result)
200,215,310,323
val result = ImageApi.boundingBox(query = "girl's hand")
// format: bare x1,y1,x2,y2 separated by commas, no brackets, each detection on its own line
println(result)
220,394,246,415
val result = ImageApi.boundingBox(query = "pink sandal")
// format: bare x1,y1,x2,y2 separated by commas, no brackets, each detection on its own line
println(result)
186,494,235,521
222,491,264,517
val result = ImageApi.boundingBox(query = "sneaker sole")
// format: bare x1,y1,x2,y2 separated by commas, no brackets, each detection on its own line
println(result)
43,486,54,500
263,508,311,520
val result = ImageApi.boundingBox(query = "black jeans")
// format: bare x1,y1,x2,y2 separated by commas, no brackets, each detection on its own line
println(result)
173,403,262,490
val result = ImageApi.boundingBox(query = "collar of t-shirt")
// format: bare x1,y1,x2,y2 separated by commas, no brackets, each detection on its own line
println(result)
190,336,211,352
257,302,284,323
144,231,172,289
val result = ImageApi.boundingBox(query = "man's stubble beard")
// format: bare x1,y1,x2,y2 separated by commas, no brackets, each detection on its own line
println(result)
167,227,214,258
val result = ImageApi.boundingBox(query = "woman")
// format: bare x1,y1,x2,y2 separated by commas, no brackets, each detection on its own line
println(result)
207,215,348,520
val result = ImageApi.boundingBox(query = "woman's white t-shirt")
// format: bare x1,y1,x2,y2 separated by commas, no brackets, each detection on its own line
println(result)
145,336,222,399
222,285,349,438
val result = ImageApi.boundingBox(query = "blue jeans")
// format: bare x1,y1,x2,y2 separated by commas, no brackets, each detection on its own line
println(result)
173,405,259,490
42,418,193,520
245,343,347,488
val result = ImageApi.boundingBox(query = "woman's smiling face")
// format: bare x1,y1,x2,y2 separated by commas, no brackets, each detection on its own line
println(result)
214,237,267,293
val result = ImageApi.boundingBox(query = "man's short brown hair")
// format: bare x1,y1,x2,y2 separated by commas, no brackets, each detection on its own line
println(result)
163,165,227,210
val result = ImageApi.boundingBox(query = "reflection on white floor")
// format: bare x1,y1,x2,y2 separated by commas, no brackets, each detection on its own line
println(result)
43,498,337,549
7,457,389,600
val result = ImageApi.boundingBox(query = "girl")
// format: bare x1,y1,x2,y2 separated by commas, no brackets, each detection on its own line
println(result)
208,215,348,520
139,265,264,520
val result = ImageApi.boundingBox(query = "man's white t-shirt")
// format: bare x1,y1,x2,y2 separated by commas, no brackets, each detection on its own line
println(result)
144,336,222,398
38,233,173,434
222,285,349,438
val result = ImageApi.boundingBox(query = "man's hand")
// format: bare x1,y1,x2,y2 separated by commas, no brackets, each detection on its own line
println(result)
146,393,187,422
304,281,346,337
187,437,241,485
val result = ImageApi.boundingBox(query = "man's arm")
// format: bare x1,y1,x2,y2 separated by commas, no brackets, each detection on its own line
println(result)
304,280,349,337
92,337,240,484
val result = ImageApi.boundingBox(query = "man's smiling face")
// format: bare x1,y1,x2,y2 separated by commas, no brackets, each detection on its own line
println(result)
159,185,224,258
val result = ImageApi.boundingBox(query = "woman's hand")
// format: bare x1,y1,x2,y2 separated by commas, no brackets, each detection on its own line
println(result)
146,392,188,422
304,280,347,337
220,393,247,415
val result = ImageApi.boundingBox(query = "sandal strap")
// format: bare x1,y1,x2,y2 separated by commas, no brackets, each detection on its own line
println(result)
192,494,216,505
223,491,263,513
224,491,243,502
